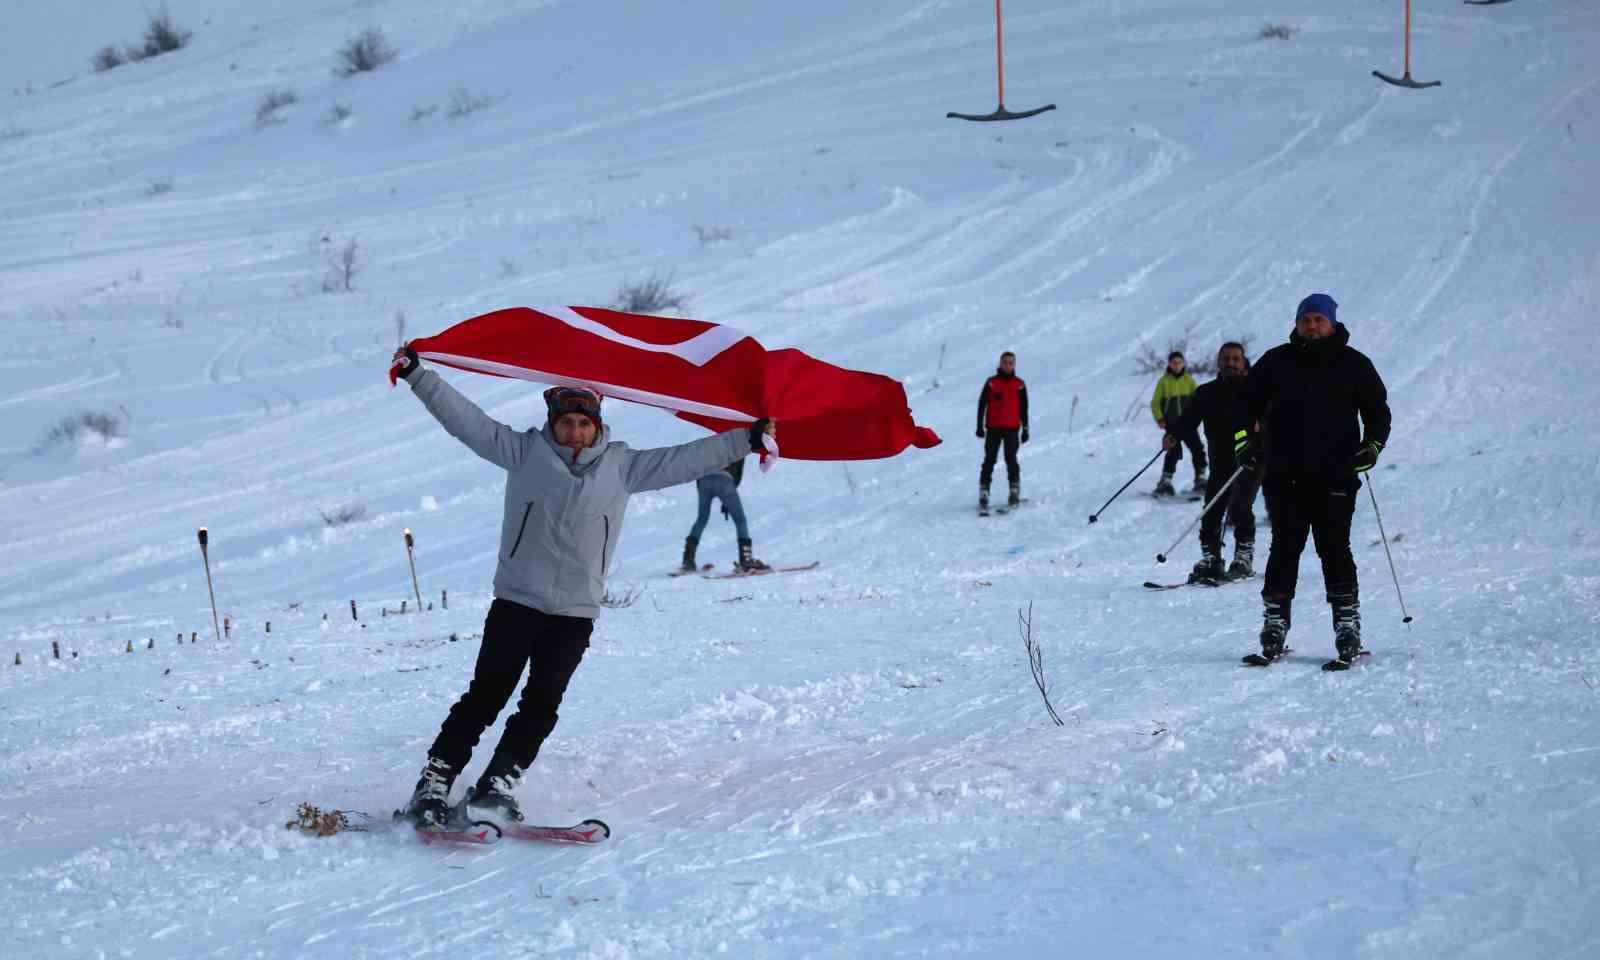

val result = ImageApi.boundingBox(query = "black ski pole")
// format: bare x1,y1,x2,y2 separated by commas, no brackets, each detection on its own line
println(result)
1155,464,1248,563
1088,448,1165,524
197,527,222,643
1366,475,1413,623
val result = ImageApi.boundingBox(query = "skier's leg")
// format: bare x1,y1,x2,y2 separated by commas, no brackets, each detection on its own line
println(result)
1260,476,1310,602
1187,426,1207,480
1310,480,1361,656
486,611,594,776
1194,472,1227,576
687,478,715,541
428,599,536,772
979,431,1002,505
1158,439,1181,493
723,489,751,541
1226,470,1261,577
1002,429,1021,503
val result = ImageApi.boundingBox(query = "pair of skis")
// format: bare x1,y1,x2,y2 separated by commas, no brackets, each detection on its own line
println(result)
1142,573,1257,591
1241,648,1372,672
672,561,821,579
353,809,610,847
978,497,1028,517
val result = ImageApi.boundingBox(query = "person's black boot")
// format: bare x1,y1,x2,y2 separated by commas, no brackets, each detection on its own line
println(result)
1330,586,1362,662
1227,541,1255,580
1008,481,1021,508
736,538,770,572
978,482,991,514
465,759,524,828
1259,594,1292,661
399,755,458,828
1189,547,1226,583
680,536,699,573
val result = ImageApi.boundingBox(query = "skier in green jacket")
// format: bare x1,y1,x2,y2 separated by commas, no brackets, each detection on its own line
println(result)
1150,350,1205,496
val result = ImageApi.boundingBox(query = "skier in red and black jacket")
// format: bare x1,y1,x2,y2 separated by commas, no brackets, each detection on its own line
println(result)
976,351,1029,512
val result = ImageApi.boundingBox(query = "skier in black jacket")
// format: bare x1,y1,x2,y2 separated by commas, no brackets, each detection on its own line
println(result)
1165,342,1259,583
1233,294,1392,665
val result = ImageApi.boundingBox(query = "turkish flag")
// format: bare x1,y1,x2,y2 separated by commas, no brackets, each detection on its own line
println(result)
390,306,941,461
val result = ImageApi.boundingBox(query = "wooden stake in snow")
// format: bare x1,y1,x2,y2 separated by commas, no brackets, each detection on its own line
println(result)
350,600,358,622
223,616,231,639
265,622,271,634
52,640,60,660
198,528,222,644
147,637,154,650
442,590,448,610
404,528,424,613
13,653,19,666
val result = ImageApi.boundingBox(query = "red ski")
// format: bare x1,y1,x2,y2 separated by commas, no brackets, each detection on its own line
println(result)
703,561,820,579
502,818,611,844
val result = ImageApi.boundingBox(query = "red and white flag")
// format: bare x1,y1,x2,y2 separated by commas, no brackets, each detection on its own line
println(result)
390,306,941,461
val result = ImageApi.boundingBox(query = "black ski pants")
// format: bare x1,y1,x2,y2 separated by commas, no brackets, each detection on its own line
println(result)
429,598,592,779
1199,464,1260,556
1163,423,1206,479
1260,475,1359,601
979,427,1020,488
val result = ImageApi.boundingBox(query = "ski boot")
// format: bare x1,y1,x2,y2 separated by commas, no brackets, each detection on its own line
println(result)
1153,471,1176,498
1007,481,1021,509
465,762,525,828
1227,541,1254,580
680,536,699,573
398,755,458,828
1330,587,1363,664
978,482,991,515
1188,547,1226,584
736,538,770,573
1187,471,1208,496
1249,594,1292,664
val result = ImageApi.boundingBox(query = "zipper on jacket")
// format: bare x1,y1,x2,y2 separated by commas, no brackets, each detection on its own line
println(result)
508,502,534,558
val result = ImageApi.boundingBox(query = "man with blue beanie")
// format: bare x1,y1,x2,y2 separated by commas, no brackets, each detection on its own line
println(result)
1231,294,1392,667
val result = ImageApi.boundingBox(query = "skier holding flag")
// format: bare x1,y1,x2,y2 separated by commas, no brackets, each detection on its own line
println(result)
389,343,774,830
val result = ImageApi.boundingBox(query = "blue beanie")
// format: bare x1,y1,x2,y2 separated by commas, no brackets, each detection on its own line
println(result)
1296,293,1338,324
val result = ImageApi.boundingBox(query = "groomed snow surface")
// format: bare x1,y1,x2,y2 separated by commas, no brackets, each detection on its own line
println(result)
2,1,1597,957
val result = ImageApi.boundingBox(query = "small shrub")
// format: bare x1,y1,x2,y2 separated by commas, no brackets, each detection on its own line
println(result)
0,124,24,142
34,411,125,453
139,9,192,57
326,102,353,124
146,177,174,196
1260,24,1298,40
255,89,298,128
447,89,492,118
1132,328,1256,376
613,272,689,314
409,105,438,122
92,46,125,72
498,258,520,277
318,504,367,527
693,225,733,245
334,28,396,78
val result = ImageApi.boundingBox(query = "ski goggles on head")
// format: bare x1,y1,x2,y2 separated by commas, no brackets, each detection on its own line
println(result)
543,385,603,423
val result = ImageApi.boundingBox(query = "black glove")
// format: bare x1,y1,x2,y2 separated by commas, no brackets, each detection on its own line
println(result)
1233,429,1263,471
748,417,772,454
976,426,986,439
1021,426,1030,444
392,343,420,382
1352,440,1384,474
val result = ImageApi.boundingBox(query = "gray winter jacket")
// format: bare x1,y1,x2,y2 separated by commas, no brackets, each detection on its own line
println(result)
407,368,753,618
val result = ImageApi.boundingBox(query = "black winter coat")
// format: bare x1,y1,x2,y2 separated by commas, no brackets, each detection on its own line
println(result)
1171,375,1252,473
1241,323,1391,482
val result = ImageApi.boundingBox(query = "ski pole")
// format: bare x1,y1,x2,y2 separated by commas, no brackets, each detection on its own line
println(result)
1365,475,1413,623
197,527,222,643
1088,448,1165,524
404,528,423,613
1155,464,1248,563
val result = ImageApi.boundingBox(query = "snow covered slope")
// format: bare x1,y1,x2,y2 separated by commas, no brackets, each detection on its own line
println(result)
2,1,1597,957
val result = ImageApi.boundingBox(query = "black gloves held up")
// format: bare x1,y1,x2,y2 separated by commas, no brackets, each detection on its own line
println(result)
392,343,421,382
